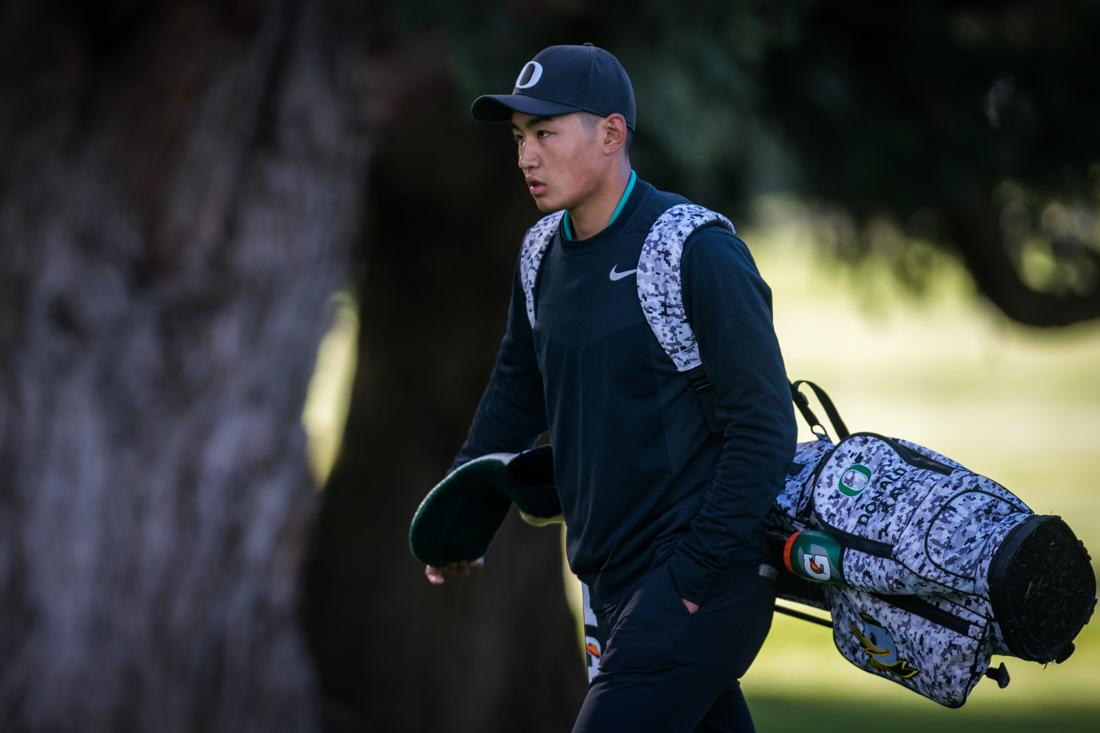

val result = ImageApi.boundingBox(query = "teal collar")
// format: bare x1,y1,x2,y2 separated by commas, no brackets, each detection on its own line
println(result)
563,170,637,241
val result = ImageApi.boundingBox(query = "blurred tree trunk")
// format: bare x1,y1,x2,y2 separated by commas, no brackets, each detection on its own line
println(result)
0,1,371,730
303,57,589,733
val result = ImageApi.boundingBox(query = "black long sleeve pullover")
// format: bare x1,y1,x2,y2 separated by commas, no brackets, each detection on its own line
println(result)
453,177,796,609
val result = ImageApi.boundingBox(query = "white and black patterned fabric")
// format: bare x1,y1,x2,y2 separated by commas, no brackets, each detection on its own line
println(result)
770,431,1095,706
519,210,566,328
824,585,991,707
773,438,834,523
811,433,1032,598
636,204,734,372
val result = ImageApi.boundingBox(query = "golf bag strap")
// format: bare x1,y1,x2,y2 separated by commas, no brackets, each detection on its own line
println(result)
685,365,722,433
775,603,834,629
637,203,735,373
520,210,566,329
791,380,849,441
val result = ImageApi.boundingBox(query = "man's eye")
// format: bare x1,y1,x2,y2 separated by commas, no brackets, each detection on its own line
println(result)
536,130,552,139
513,135,523,144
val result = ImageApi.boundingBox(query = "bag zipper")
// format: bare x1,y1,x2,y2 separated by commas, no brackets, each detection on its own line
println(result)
877,434,953,476
872,592,973,636
812,517,894,557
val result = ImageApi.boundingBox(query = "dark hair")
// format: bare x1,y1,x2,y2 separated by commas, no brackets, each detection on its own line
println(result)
579,112,633,153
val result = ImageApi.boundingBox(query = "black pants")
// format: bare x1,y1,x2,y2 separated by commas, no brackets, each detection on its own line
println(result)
572,562,776,733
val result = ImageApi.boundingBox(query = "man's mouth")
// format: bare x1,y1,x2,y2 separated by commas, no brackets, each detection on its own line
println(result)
527,179,546,195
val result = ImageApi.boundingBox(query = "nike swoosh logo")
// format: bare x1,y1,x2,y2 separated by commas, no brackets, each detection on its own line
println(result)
609,265,637,282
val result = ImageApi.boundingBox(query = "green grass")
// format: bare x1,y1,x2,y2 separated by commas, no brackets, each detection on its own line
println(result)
748,690,1100,733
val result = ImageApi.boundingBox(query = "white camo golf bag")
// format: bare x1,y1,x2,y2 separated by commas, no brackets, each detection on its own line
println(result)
768,383,1096,706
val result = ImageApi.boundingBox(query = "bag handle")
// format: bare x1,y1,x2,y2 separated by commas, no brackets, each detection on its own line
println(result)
790,380,849,442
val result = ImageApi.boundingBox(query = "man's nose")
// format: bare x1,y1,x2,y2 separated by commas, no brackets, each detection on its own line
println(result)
517,142,537,170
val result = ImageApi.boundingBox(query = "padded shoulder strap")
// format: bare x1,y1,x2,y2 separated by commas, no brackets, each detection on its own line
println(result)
637,203,735,372
519,211,565,329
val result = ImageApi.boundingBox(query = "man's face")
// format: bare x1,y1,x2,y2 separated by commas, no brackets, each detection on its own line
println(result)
511,111,603,213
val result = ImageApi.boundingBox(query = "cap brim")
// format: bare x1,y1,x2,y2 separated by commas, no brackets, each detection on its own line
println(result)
471,94,582,122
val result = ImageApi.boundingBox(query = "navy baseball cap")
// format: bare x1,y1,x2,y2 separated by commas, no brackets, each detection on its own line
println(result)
472,44,636,132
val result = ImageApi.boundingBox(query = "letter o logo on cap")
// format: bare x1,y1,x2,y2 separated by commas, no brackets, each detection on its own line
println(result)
514,61,543,90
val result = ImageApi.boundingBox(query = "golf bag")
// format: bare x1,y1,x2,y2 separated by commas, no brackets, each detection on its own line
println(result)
765,383,1096,706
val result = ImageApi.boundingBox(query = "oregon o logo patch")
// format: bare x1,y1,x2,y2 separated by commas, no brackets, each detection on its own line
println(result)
839,464,872,497
514,61,544,90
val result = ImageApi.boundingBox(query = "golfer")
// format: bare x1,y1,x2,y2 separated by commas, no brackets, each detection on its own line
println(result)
426,43,797,732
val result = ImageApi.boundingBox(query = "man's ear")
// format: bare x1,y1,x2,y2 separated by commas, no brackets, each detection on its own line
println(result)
601,113,628,156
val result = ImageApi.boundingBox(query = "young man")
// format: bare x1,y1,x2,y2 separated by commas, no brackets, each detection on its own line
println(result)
425,44,797,732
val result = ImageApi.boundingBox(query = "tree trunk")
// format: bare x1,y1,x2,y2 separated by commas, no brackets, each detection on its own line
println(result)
0,1,372,730
304,70,589,732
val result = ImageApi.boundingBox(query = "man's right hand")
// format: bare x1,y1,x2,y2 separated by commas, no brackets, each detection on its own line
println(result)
424,557,485,585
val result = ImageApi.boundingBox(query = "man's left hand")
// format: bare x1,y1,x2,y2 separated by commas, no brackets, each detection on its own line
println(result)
681,598,699,614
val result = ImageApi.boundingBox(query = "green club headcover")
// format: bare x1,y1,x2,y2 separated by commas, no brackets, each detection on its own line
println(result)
408,446,562,567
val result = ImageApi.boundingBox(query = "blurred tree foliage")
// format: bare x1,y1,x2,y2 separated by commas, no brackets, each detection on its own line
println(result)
389,0,1100,326
759,1,1100,326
